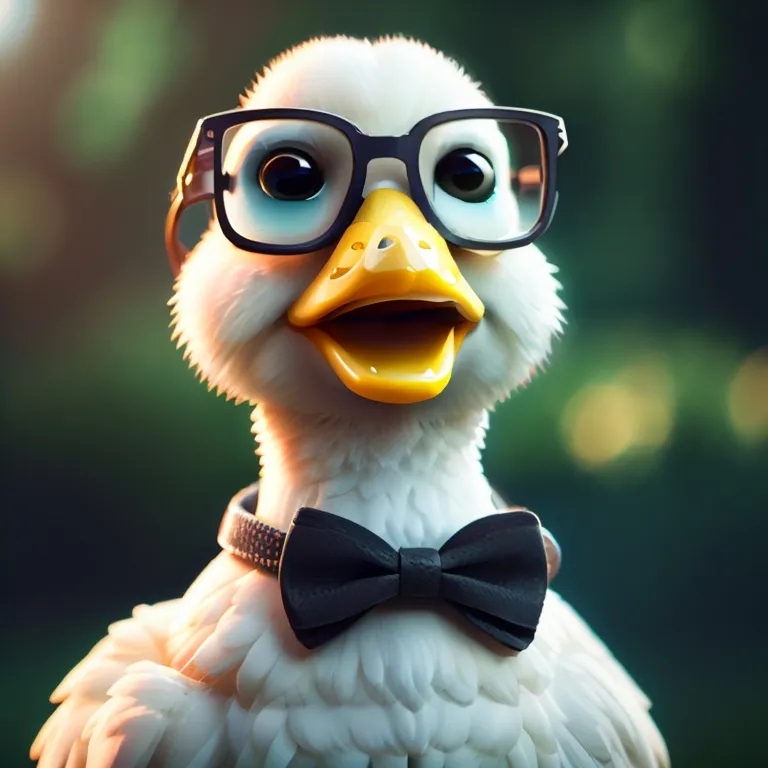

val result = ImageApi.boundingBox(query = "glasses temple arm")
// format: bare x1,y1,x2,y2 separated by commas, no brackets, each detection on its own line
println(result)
164,145,215,278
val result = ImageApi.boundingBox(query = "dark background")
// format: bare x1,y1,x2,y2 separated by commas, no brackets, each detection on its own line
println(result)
1,0,765,766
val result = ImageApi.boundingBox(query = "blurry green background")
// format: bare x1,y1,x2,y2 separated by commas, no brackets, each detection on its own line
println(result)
1,0,765,766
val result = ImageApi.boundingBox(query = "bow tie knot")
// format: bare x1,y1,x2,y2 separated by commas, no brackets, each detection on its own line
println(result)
398,547,442,598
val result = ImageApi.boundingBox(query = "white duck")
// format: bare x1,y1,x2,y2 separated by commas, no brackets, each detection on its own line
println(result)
31,35,669,768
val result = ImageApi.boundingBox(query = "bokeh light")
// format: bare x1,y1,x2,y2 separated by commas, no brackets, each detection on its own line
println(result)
0,171,63,275
562,383,638,467
617,356,676,448
0,0,36,57
56,0,193,168
728,349,768,441
625,0,702,88
562,355,676,469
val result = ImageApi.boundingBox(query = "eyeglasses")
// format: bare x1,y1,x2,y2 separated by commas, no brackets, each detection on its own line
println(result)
165,107,568,276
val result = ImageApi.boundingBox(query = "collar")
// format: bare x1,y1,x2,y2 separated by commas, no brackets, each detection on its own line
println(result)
218,482,561,581
217,484,285,575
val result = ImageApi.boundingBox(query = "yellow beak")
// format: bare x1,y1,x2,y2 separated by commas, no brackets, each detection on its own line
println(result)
288,189,485,404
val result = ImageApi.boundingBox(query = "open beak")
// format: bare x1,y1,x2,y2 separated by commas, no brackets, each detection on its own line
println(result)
288,189,485,404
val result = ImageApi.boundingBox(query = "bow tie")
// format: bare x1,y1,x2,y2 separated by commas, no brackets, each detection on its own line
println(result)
219,488,552,652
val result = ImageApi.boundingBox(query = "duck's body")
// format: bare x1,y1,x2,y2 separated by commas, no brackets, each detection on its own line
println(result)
33,407,667,767
32,35,669,767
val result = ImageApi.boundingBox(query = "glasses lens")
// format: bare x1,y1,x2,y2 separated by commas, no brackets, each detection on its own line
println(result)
419,118,546,245
221,119,354,247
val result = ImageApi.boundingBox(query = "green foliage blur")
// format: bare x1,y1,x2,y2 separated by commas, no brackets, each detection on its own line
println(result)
1,0,765,766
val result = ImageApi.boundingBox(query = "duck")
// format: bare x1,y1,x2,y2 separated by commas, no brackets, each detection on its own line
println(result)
31,35,669,768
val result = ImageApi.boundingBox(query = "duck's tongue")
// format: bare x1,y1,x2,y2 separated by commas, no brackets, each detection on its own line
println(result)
302,310,473,404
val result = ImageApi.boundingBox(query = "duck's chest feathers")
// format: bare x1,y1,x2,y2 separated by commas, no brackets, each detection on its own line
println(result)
171,552,556,761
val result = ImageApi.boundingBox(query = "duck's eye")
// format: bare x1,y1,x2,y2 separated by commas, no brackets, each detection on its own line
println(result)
435,149,495,203
258,149,324,201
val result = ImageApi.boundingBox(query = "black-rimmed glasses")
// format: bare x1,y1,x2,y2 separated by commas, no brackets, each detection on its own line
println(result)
165,107,568,276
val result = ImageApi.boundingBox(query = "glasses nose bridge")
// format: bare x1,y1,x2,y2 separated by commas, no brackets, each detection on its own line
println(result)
362,134,409,161
358,134,415,198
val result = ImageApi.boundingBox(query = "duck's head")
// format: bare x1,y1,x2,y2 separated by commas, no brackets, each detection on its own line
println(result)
168,36,567,422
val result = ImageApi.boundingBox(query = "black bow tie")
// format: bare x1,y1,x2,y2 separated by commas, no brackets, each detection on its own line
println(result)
279,507,549,651
219,489,550,652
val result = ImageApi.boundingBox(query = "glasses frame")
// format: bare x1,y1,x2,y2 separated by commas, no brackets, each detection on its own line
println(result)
165,107,568,277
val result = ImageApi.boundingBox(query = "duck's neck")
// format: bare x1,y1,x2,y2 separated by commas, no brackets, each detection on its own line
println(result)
251,402,497,548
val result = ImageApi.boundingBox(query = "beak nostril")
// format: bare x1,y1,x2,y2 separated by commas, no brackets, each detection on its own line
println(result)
377,237,396,250
418,240,431,250
351,242,365,251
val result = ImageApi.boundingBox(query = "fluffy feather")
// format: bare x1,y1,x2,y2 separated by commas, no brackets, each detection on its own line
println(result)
32,35,667,768
32,549,667,767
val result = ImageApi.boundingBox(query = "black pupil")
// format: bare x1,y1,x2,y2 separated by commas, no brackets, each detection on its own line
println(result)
451,158,483,191
258,150,323,201
435,149,494,202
